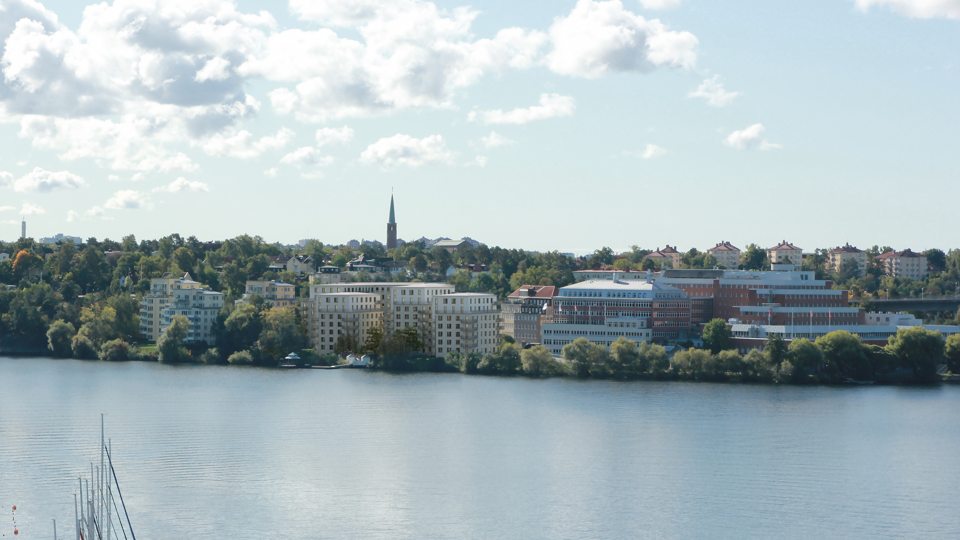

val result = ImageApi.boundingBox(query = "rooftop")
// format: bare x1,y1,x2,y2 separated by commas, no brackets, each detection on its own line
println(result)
769,240,802,251
829,243,863,254
509,285,558,298
876,249,924,259
708,241,740,252
560,279,682,293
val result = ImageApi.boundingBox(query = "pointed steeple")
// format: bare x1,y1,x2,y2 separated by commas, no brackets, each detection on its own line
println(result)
388,194,396,224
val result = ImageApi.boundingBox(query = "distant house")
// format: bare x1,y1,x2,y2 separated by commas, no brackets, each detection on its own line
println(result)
767,240,802,266
0,253,9,261
876,249,929,281
285,255,314,276
435,239,471,252
644,246,682,268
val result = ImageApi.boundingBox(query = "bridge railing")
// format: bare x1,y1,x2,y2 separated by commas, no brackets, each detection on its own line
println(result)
850,295,960,303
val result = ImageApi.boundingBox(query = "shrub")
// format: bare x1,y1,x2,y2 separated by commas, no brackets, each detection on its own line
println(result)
71,334,98,360
99,339,132,362
227,350,254,365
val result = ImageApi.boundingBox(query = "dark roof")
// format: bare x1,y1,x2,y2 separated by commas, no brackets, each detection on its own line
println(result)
876,249,923,259
829,243,863,254
509,285,558,298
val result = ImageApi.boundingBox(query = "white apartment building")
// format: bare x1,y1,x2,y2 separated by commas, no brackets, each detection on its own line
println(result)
308,292,383,353
140,272,223,345
432,293,500,358
305,281,460,356
707,241,741,269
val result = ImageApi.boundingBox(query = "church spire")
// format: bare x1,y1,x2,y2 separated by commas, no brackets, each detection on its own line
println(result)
386,193,398,250
388,193,396,224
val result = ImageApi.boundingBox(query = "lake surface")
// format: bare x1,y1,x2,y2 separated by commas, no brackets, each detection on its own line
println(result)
1,357,959,540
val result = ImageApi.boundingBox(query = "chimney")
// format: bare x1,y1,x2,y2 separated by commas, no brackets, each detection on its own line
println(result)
646,269,651,283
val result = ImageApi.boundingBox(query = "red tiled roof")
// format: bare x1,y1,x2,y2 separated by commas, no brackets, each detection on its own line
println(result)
768,240,801,251
509,285,558,298
708,241,740,252
876,249,923,259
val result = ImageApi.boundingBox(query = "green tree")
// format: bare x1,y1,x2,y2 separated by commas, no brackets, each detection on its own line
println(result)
609,336,641,379
121,235,138,252
836,257,861,284
925,249,946,273
788,338,822,381
945,334,960,373
740,244,768,270
158,237,174,260
702,319,732,354
764,333,789,372
71,333,98,359
258,307,308,360
886,327,944,382
365,326,384,354
521,345,558,377
157,314,190,363
562,337,595,378
742,349,774,382
173,247,196,272
47,320,76,357
227,350,254,365
99,339,133,362
816,330,870,380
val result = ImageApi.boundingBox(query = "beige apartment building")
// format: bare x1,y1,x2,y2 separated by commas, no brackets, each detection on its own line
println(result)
645,245,682,268
238,280,296,308
305,282,459,356
876,249,929,281
139,272,223,345
828,244,866,274
308,292,383,354
707,241,741,269
767,240,803,265
432,293,501,358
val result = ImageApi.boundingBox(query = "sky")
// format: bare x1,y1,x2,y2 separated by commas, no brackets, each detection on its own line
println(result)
0,0,957,254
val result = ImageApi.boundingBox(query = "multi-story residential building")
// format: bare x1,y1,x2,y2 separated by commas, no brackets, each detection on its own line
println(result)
644,245,682,268
312,266,343,284
828,243,866,274
432,293,500,358
876,249,929,281
542,277,690,355
707,241,740,269
308,292,384,354
305,282,459,356
286,255,314,276
767,240,802,265
502,285,556,345
238,280,296,308
139,272,223,345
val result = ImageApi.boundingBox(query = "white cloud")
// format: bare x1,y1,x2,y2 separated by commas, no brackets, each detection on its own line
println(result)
251,1,547,121
316,126,355,147
200,128,295,158
547,0,697,78
0,206,14,212
281,147,335,166
360,134,455,168
153,178,210,193
855,0,960,19
689,75,740,107
480,131,515,148
639,0,682,8
469,94,575,124
194,57,232,82
475,155,488,167
724,124,782,151
108,175,120,181
13,167,86,192
85,206,105,217
264,168,278,177
66,210,79,222
104,190,148,210
0,171,12,187
20,202,46,215
629,143,667,159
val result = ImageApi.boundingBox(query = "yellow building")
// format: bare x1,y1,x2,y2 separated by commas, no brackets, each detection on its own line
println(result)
706,241,741,269
238,280,296,308
644,245,682,269
767,240,803,265
828,244,866,274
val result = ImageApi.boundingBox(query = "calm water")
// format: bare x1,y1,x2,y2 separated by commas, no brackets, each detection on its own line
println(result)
1,357,959,540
